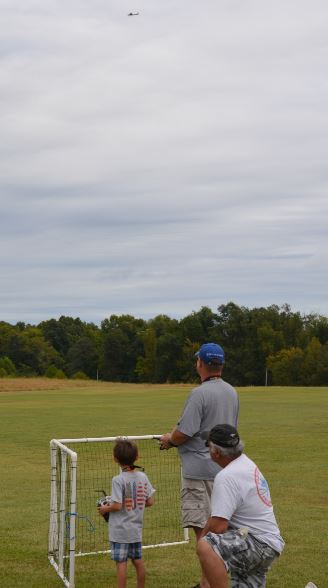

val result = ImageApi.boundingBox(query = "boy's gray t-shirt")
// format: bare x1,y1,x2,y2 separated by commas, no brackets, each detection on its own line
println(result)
109,470,155,543
177,378,239,480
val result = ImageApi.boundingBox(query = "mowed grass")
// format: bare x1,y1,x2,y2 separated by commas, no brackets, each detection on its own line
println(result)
0,379,327,587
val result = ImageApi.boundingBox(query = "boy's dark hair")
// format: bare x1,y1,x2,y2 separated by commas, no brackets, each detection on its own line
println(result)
113,439,138,466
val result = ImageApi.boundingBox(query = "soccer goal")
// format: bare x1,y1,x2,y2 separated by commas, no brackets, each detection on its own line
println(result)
48,435,189,588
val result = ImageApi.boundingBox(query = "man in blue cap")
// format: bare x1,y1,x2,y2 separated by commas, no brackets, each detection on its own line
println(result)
160,343,239,588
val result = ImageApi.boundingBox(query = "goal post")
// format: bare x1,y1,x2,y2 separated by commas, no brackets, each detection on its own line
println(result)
49,440,77,587
48,435,189,588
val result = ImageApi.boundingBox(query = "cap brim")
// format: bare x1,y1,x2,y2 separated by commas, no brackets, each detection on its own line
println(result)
200,430,210,440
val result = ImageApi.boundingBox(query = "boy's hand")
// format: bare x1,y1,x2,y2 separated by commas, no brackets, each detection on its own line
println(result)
97,504,110,523
98,504,110,515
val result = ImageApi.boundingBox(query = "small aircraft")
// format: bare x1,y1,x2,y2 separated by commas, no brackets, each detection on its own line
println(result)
128,12,139,16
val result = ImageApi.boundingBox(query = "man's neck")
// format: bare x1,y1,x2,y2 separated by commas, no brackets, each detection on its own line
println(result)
202,374,221,382
218,454,241,468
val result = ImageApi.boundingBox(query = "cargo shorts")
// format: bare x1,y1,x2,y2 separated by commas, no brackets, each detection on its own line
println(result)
203,528,279,588
181,478,213,528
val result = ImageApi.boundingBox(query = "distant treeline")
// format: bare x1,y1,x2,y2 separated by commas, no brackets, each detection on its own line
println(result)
0,302,328,386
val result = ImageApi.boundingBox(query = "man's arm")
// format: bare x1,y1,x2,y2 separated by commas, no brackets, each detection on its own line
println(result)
159,428,190,449
200,516,229,538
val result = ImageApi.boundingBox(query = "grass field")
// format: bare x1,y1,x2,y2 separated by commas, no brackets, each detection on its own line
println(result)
0,379,327,587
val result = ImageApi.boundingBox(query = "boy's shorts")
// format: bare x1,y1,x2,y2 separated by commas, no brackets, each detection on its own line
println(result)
203,529,279,588
110,541,142,562
181,478,213,528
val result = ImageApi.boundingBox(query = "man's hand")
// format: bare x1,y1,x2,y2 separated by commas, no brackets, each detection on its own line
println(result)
159,429,190,449
159,433,172,450
201,516,229,538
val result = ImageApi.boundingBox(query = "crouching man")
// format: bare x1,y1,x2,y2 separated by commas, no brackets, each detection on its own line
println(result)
197,425,284,588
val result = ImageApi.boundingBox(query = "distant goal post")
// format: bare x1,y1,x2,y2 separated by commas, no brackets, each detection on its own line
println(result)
48,435,189,588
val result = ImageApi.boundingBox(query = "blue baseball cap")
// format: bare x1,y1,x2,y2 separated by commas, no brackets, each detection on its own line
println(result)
195,342,225,365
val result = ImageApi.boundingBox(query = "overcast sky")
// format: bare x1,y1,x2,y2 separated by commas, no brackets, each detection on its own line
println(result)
1,0,328,325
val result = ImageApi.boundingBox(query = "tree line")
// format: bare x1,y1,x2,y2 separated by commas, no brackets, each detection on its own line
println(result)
0,302,327,386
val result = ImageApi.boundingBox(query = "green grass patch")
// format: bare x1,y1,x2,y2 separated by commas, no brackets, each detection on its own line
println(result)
0,382,327,587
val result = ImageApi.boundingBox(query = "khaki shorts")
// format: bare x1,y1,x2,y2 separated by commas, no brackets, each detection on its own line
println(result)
181,478,214,529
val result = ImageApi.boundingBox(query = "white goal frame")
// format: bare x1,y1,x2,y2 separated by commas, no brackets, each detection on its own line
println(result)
48,435,189,588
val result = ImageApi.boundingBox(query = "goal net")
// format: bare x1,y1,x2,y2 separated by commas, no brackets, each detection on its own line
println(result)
48,435,189,588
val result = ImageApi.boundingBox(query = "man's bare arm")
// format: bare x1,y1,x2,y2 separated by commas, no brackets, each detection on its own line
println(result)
159,429,190,449
200,517,229,539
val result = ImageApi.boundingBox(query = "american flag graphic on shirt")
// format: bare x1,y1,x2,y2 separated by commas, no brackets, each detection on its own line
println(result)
123,481,149,511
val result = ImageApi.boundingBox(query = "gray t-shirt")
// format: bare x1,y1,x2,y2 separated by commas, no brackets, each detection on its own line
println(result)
177,377,239,480
109,470,155,543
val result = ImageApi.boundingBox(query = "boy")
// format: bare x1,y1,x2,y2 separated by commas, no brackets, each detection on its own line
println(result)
98,439,155,588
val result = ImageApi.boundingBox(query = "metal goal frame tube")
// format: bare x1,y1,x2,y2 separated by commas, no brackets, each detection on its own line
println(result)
57,435,189,547
49,441,58,556
58,450,67,574
58,435,161,443
68,453,77,588
49,440,77,588
49,435,189,587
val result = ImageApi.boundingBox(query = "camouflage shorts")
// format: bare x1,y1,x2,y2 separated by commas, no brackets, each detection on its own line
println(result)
203,528,279,588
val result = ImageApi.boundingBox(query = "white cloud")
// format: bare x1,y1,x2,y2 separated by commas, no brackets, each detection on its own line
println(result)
1,0,328,323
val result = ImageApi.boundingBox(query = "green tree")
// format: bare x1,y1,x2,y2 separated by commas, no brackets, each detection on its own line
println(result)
4,326,61,376
301,338,328,385
71,371,89,380
45,365,67,379
66,336,99,379
304,314,328,345
175,338,200,382
278,304,304,348
1,304,327,385
267,347,304,385
99,315,146,381
256,324,284,357
246,306,286,385
213,302,251,385
135,328,157,382
147,315,182,383
38,318,71,356
0,322,16,357
179,306,217,342
0,356,16,376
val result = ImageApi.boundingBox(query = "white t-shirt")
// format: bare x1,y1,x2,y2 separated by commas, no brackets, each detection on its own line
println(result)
211,454,284,553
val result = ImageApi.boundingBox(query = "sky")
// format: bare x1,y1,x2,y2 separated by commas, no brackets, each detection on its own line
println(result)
1,0,328,325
